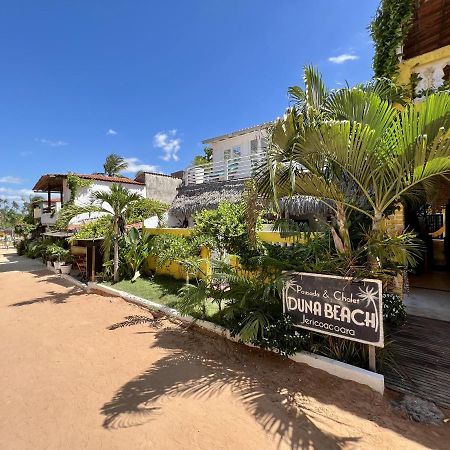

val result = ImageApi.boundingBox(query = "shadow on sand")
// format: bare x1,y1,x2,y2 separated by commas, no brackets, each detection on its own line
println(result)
100,320,450,449
101,324,362,449
9,272,85,307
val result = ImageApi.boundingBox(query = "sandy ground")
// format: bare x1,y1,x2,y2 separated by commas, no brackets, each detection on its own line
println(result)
0,251,449,449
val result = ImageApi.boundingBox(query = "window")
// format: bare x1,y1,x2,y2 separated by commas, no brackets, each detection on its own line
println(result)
224,149,231,160
250,139,258,153
232,146,241,157
260,137,268,150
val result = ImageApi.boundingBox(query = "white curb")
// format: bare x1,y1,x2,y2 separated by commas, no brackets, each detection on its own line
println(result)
88,281,384,394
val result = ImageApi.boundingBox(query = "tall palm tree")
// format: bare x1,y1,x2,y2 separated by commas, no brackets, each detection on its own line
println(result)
93,184,141,281
257,68,450,256
103,154,128,177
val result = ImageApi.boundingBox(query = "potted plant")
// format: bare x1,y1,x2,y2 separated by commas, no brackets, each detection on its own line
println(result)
59,250,73,275
45,244,65,271
44,244,59,269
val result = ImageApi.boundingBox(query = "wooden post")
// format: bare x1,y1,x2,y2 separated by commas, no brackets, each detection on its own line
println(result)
368,345,376,372
60,190,63,205
91,245,96,282
47,189,51,212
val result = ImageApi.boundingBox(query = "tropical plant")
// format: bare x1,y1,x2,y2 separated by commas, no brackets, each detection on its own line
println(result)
103,154,128,177
179,263,286,342
193,146,213,166
126,198,169,224
257,67,450,271
0,198,22,232
70,215,113,240
54,203,100,231
150,234,210,283
121,227,153,281
363,230,424,275
91,184,142,281
193,201,262,259
45,243,67,262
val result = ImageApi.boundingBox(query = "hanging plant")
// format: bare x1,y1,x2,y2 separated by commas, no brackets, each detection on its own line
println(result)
66,174,92,203
370,0,415,79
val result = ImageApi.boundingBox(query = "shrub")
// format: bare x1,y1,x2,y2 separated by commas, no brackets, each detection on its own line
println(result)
250,316,310,356
383,293,407,328
149,234,210,282
193,201,262,259
127,198,169,224
120,227,153,281
45,243,66,261
71,215,112,240
15,239,27,256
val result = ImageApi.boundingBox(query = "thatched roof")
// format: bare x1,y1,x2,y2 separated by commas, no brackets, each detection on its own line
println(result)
169,180,331,216
170,180,246,215
280,196,331,216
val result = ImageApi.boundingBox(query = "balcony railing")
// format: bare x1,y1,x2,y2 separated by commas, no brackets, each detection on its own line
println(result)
184,152,267,186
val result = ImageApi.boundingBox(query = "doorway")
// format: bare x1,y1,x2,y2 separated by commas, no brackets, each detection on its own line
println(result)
406,202,450,290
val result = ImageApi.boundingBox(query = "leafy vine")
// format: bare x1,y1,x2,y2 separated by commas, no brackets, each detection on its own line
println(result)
66,174,92,203
370,0,415,79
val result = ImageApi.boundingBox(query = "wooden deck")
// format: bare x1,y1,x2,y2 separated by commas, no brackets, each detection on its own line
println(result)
383,316,450,409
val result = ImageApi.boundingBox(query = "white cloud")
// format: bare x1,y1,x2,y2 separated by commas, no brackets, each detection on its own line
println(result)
0,187,34,201
107,129,117,135
36,138,69,147
0,176,23,184
153,130,181,162
328,54,359,64
123,157,160,174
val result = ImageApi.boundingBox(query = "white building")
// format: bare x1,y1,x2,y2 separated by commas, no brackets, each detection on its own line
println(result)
33,172,182,230
168,122,327,229
32,173,146,229
184,122,270,186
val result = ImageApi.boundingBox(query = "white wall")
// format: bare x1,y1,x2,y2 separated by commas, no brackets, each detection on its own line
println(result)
69,180,146,224
413,55,450,95
73,180,145,208
210,129,268,164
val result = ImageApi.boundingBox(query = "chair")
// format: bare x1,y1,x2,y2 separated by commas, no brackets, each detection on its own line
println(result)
74,255,88,282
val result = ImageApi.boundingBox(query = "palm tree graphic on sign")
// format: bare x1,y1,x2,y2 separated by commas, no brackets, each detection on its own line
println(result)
357,285,379,332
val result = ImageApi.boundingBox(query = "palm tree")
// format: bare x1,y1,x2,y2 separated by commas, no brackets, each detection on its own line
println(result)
103,154,128,177
257,68,450,257
93,184,141,281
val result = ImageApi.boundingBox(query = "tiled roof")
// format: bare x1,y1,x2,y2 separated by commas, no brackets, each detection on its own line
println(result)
33,173,144,191
76,174,144,185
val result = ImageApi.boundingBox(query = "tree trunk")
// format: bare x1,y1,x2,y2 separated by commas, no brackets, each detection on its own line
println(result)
368,211,383,272
113,220,119,282
332,202,351,255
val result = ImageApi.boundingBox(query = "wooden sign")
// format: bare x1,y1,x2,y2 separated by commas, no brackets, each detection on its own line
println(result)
282,272,384,347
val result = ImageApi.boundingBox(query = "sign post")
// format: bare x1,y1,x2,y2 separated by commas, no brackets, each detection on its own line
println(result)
282,272,384,370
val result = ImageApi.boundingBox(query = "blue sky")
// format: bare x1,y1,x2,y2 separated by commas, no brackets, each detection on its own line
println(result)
0,0,378,202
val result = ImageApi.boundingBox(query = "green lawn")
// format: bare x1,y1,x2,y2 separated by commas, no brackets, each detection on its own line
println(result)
103,275,218,317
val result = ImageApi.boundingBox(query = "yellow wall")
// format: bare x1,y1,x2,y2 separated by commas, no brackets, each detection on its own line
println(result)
144,228,211,280
144,227,313,243
143,227,317,281
144,227,192,237
398,44,450,86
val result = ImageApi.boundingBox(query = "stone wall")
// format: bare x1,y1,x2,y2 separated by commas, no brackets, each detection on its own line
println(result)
383,205,405,297
383,205,405,235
